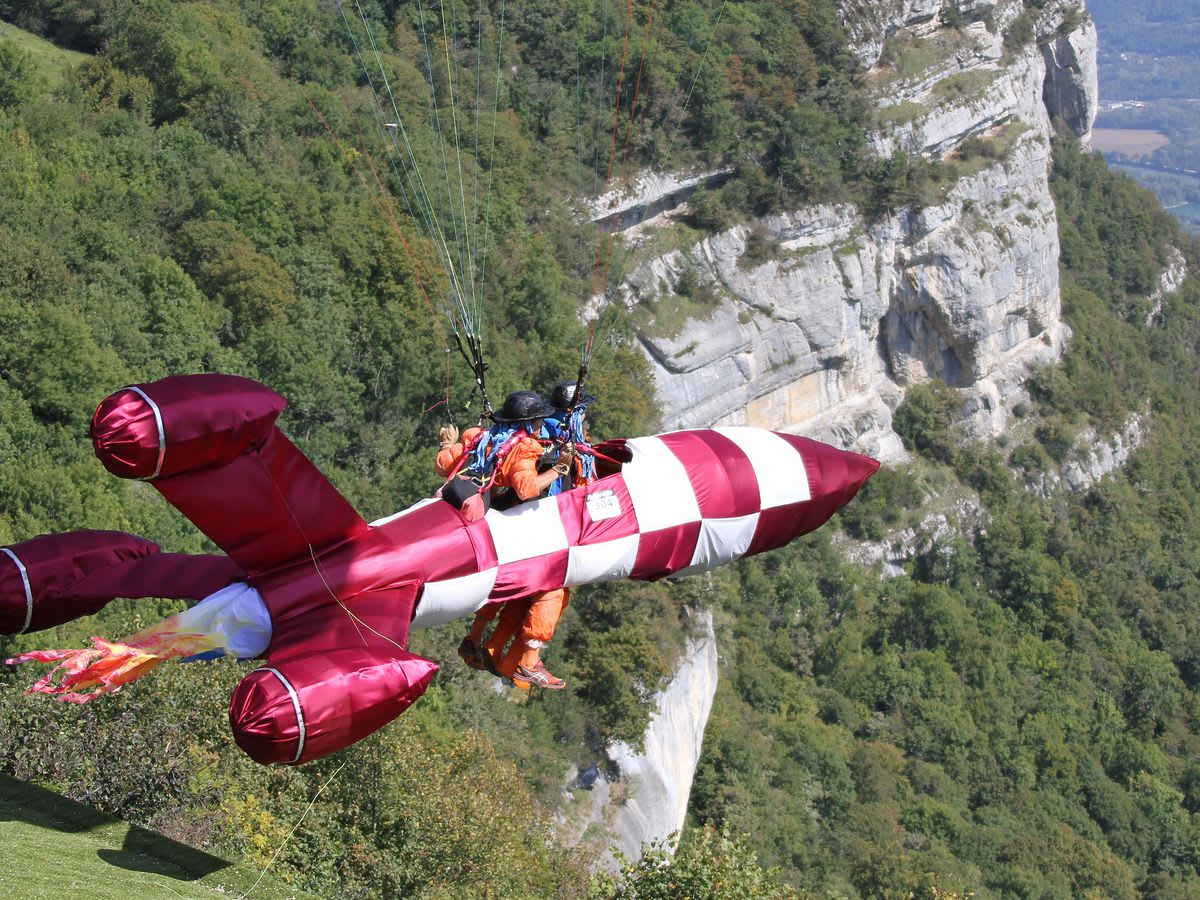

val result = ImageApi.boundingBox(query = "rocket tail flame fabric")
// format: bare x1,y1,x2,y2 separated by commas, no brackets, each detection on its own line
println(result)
7,625,223,703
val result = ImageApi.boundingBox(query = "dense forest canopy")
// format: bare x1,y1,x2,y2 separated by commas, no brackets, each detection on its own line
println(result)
4,1,1200,898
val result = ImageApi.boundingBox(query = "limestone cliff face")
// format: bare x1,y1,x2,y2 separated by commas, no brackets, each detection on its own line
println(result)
627,0,1098,459
604,609,718,861
559,610,718,867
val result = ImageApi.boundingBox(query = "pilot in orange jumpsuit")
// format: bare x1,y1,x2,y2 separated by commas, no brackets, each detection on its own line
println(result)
435,390,578,689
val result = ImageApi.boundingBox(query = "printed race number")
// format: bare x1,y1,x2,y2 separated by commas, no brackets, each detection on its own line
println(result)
585,489,622,522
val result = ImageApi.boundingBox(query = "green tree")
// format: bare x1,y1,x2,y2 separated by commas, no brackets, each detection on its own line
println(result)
892,381,962,464
592,824,795,899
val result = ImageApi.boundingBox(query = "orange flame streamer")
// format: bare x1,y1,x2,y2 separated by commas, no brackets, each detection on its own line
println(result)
6,618,225,703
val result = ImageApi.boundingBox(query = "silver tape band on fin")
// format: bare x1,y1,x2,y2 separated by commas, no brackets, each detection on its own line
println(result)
263,666,306,764
125,385,166,480
0,548,33,634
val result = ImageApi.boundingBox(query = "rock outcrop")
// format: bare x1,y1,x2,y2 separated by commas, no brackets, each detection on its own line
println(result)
1146,246,1188,326
838,490,986,578
623,0,1097,460
560,609,718,867
579,0,1104,869
1027,411,1149,497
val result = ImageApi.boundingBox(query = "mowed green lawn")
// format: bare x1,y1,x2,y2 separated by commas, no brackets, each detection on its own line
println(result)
0,776,320,899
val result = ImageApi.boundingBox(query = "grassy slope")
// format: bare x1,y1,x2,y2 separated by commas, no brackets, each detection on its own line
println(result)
0,20,88,83
0,776,318,900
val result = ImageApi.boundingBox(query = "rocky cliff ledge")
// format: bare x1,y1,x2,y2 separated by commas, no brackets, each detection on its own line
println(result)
626,0,1097,459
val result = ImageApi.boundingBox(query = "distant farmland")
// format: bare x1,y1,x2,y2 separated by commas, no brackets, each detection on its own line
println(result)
1091,127,1172,156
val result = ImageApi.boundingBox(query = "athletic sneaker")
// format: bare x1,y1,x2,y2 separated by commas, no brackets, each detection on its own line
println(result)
512,662,566,690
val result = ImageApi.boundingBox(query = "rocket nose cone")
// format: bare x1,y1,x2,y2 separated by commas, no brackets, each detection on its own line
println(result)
813,443,880,512
770,431,881,517
843,447,882,493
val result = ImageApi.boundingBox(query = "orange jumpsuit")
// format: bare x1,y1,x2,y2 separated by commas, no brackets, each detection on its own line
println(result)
486,435,568,677
436,428,570,679
435,426,484,477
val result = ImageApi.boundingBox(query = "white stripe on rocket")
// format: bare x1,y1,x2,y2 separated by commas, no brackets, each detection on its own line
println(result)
486,495,569,565
674,513,761,579
411,567,499,630
564,534,640,587
621,436,702,531
713,427,811,508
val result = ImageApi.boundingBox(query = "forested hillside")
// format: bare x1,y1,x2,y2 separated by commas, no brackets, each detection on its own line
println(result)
4,1,1200,898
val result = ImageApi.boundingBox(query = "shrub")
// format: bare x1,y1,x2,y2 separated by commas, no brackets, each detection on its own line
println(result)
893,382,962,464
1004,11,1037,54
0,40,34,109
592,824,793,899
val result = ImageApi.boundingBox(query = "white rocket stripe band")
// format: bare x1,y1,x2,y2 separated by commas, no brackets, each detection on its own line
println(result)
126,385,167,480
0,548,33,634
263,666,306,763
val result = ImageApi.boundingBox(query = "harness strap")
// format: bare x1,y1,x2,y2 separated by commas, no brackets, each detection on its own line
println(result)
477,431,527,492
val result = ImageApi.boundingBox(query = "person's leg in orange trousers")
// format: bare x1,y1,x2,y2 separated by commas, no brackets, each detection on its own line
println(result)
482,598,529,669
498,588,569,688
459,603,505,670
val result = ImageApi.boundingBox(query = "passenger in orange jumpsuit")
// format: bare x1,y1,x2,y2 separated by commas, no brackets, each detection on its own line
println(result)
479,382,597,688
435,390,577,689
435,425,482,479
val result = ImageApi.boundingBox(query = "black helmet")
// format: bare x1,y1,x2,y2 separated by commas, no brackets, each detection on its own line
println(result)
493,390,555,423
549,381,596,410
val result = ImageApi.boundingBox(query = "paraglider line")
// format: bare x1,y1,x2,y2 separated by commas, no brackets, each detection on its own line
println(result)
423,347,454,417
303,88,463,418
239,758,348,899
344,1,475,333
582,0,728,366
476,0,509,324
406,0,474,322
302,92,441,324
